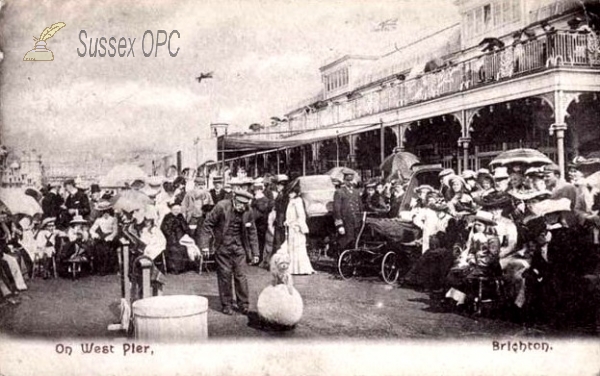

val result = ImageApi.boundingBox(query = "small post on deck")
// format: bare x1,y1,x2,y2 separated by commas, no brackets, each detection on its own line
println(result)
380,119,385,177
302,146,306,176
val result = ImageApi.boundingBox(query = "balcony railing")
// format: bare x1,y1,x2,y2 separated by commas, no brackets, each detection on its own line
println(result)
253,30,600,141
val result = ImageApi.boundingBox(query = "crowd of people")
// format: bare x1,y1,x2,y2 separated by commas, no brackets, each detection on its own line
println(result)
389,160,600,331
0,172,319,311
1,156,599,331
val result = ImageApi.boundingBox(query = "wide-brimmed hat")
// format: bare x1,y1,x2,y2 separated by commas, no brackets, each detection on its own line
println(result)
147,175,164,188
542,164,560,175
477,168,493,182
274,174,289,184
472,210,496,226
94,201,113,211
167,200,182,208
479,190,512,209
525,166,545,178
40,217,56,228
130,179,146,189
415,184,434,193
234,190,253,204
365,178,379,188
69,215,87,225
493,167,509,180
509,189,551,201
569,156,600,177
438,168,455,179
528,198,571,217
461,170,477,180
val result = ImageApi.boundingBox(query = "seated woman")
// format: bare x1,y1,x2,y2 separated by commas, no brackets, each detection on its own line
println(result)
160,201,192,274
362,180,389,217
445,211,501,307
412,190,453,254
34,217,61,279
446,175,478,218
62,215,91,276
139,211,166,262
90,202,119,275
0,219,27,300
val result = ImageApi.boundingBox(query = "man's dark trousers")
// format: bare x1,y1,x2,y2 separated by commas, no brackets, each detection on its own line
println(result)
215,245,249,310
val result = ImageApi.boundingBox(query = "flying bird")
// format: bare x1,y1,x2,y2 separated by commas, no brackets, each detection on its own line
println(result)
196,72,213,83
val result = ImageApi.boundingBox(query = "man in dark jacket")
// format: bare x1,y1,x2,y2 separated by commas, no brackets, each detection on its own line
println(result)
41,183,64,219
209,176,226,204
200,191,259,315
63,179,91,226
333,170,364,250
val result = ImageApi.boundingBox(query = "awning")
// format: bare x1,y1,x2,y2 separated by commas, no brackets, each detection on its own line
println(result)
223,122,379,152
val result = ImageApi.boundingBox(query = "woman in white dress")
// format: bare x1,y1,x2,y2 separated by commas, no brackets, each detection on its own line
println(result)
284,186,315,275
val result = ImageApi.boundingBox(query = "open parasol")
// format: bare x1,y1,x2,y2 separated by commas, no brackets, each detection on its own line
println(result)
0,189,43,217
99,164,147,188
380,151,420,181
110,190,152,213
489,148,554,167
326,167,361,184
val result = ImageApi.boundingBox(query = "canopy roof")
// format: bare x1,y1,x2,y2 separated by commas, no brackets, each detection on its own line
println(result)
223,122,378,152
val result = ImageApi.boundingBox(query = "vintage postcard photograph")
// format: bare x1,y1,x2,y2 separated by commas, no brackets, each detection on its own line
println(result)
0,0,599,375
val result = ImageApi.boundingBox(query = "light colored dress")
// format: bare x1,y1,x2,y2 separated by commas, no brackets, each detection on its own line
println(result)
285,197,314,275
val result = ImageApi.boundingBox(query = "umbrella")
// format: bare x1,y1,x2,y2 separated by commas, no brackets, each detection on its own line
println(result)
326,167,361,184
110,190,152,213
99,164,147,188
380,151,420,181
489,148,554,167
0,189,43,217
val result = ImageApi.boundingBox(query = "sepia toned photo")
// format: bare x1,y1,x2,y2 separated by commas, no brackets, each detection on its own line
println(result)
0,0,599,375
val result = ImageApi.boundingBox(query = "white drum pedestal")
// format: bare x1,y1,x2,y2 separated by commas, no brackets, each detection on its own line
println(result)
132,295,208,342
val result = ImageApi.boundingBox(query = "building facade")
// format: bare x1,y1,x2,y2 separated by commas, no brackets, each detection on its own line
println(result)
217,0,600,180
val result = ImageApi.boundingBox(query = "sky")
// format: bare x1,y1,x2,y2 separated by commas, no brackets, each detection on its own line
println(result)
0,0,460,174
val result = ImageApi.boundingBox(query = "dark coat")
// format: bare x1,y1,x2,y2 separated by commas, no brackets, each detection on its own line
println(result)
210,188,226,204
160,213,190,246
42,191,64,219
65,190,91,218
333,185,364,249
199,199,259,262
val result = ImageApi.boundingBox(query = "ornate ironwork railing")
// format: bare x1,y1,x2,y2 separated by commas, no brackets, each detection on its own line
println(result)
269,30,600,139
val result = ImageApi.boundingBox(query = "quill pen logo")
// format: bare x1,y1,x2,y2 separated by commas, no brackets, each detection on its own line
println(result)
23,22,66,61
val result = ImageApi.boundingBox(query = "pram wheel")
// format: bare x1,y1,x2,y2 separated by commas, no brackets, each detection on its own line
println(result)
381,251,400,284
338,249,358,280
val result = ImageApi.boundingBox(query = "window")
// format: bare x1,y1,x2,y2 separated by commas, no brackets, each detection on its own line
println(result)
484,4,492,31
464,0,523,40
324,67,349,92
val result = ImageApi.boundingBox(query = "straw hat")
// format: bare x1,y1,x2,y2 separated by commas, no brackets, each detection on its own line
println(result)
508,189,551,201
472,210,496,226
40,217,56,229
94,201,113,211
69,215,87,225
415,184,434,194
493,167,509,180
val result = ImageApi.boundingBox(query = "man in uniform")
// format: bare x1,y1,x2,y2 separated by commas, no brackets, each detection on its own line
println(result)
333,169,364,250
200,191,259,315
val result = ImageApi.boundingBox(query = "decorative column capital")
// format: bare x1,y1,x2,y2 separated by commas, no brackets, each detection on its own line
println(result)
458,137,471,148
549,122,567,136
